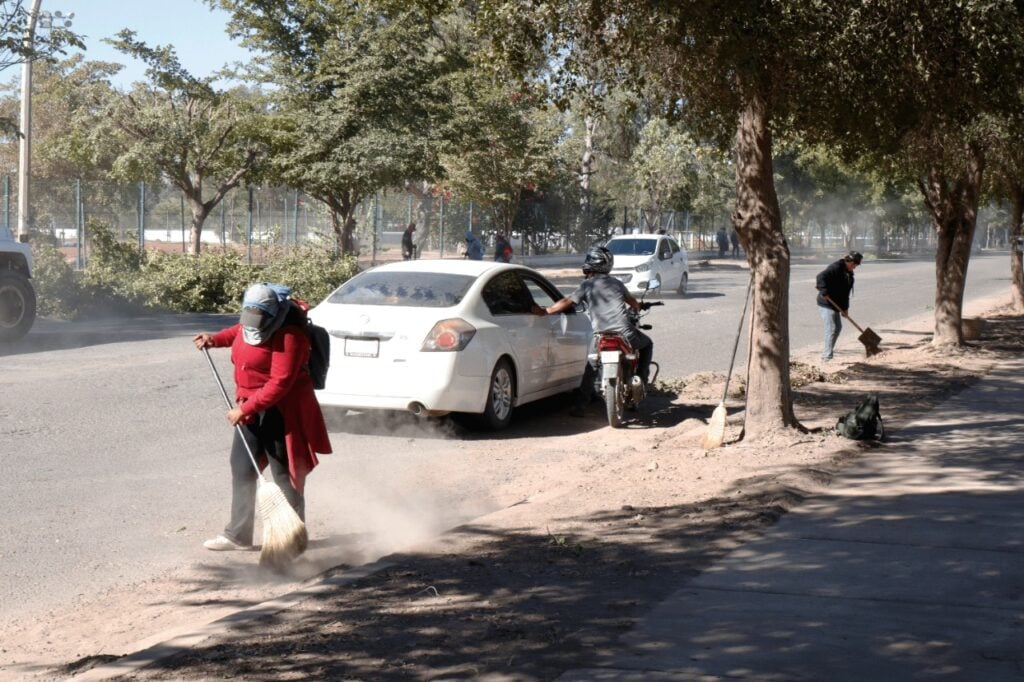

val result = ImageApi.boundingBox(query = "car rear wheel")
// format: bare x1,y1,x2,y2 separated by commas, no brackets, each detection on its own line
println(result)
676,272,688,296
0,271,36,343
480,358,515,430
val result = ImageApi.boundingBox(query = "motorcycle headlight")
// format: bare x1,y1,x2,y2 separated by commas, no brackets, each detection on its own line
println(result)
635,262,651,273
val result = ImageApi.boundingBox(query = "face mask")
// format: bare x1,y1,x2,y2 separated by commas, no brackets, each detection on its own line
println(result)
240,307,286,345
240,308,267,345
239,283,291,345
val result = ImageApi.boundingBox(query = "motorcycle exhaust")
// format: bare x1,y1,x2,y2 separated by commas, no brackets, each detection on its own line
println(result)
630,375,644,403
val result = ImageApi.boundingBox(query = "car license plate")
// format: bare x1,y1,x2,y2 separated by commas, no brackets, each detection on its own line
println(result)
344,337,379,358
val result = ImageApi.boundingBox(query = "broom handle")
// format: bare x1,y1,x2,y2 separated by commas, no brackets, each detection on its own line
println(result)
202,347,263,477
721,275,753,403
825,297,866,333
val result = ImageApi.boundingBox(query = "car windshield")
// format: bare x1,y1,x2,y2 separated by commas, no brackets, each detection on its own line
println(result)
606,238,657,256
328,271,474,308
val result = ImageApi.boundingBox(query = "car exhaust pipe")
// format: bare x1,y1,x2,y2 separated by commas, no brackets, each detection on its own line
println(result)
407,402,450,418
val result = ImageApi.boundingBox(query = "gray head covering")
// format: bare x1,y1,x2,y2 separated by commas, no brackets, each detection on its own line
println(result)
240,282,290,345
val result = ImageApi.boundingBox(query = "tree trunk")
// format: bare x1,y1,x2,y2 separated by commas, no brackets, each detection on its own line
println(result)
732,92,799,440
338,195,358,256
1010,184,1024,312
188,196,210,256
316,194,359,256
918,143,983,346
576,114,597,240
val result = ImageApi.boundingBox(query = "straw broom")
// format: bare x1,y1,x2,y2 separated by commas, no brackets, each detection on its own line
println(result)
701,275,753,450
203,348,307,571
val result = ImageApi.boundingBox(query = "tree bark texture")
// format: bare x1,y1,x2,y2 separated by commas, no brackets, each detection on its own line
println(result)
576,114,597,239
1010,185,1024,312
917,143,984,346
188,197,211,256
732,93,799,439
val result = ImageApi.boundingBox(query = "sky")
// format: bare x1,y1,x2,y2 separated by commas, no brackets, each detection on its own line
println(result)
52,0,252,88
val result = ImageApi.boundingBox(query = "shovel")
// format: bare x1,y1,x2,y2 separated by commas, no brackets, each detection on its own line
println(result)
827,298,881,357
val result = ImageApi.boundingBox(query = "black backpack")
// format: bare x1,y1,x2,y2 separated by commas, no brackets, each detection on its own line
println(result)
836,394,885,441
305,319,331,390
286,298,330,390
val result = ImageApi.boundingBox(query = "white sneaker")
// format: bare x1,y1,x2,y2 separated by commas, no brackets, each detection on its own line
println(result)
203,535,251,551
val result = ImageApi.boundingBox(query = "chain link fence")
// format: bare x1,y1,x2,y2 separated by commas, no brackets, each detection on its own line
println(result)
0,176,955,269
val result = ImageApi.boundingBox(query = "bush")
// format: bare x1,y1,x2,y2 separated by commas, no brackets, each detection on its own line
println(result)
136,250,255,312
79,221,147,306
260,245,359,305
31,238,82,318
28,221,361,318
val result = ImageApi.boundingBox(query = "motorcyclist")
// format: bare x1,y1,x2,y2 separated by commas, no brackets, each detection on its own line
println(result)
534,245,654,416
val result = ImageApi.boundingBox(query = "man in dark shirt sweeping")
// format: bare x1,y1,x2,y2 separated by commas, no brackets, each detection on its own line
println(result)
815,251,862,361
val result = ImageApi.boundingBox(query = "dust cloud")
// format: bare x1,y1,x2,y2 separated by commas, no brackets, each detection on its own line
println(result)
298,407,497,577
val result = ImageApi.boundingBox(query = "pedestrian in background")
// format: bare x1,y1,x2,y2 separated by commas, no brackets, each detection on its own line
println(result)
401,222,416,260
494,233,513,262
815,251,862,361
716,227,729,258
465,230,484,260
730,229,741,258
192,283,333,552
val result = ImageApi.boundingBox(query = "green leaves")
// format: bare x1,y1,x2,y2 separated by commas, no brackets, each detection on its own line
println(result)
221,1,457,241
440,73,560,232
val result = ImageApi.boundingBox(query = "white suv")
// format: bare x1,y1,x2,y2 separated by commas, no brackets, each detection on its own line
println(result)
0,229,36,342
605,233,689,295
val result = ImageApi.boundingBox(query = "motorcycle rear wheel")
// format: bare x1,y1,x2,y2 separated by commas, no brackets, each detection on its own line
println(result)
605,375,625,428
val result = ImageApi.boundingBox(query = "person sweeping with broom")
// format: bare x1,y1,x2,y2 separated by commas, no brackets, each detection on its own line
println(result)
193,283,332,566
815,251,862,362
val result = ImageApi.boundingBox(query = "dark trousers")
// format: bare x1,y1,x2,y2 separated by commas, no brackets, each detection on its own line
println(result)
223,406,304,546
632,332,654,384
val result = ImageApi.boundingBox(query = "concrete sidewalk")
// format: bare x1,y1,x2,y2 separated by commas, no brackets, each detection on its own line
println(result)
561,359,1024,680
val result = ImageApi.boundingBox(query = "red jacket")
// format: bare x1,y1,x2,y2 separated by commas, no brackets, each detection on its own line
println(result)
210,323,332,493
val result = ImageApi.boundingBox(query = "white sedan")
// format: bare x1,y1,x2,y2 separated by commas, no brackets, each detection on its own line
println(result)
308,259,592,429
605,233,689,295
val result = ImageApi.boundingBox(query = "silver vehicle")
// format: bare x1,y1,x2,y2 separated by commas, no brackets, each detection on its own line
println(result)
0,229,35,343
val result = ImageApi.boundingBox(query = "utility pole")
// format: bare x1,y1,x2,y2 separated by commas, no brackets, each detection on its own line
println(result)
17,0,43,241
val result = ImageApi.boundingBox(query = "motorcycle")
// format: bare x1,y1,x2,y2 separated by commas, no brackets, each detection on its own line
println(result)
590,277,663,428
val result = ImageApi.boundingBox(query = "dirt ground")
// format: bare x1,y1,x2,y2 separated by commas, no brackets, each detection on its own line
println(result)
7,301,1024,681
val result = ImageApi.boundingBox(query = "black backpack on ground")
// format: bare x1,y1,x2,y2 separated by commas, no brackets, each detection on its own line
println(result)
836,394,885,441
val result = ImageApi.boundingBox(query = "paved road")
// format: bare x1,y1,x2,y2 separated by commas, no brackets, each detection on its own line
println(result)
545,253,1011,380
0,252,1012,630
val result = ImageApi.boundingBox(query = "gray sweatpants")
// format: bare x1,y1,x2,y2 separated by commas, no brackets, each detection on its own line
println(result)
223,406,305,546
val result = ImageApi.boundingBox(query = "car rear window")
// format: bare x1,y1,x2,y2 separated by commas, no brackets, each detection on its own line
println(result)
607,238,657,256
328,271,474,307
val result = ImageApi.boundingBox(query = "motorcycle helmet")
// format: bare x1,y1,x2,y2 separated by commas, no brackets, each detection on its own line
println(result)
583,245,614,274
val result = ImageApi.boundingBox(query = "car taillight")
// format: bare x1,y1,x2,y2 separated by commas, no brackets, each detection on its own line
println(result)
421,318,476,352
